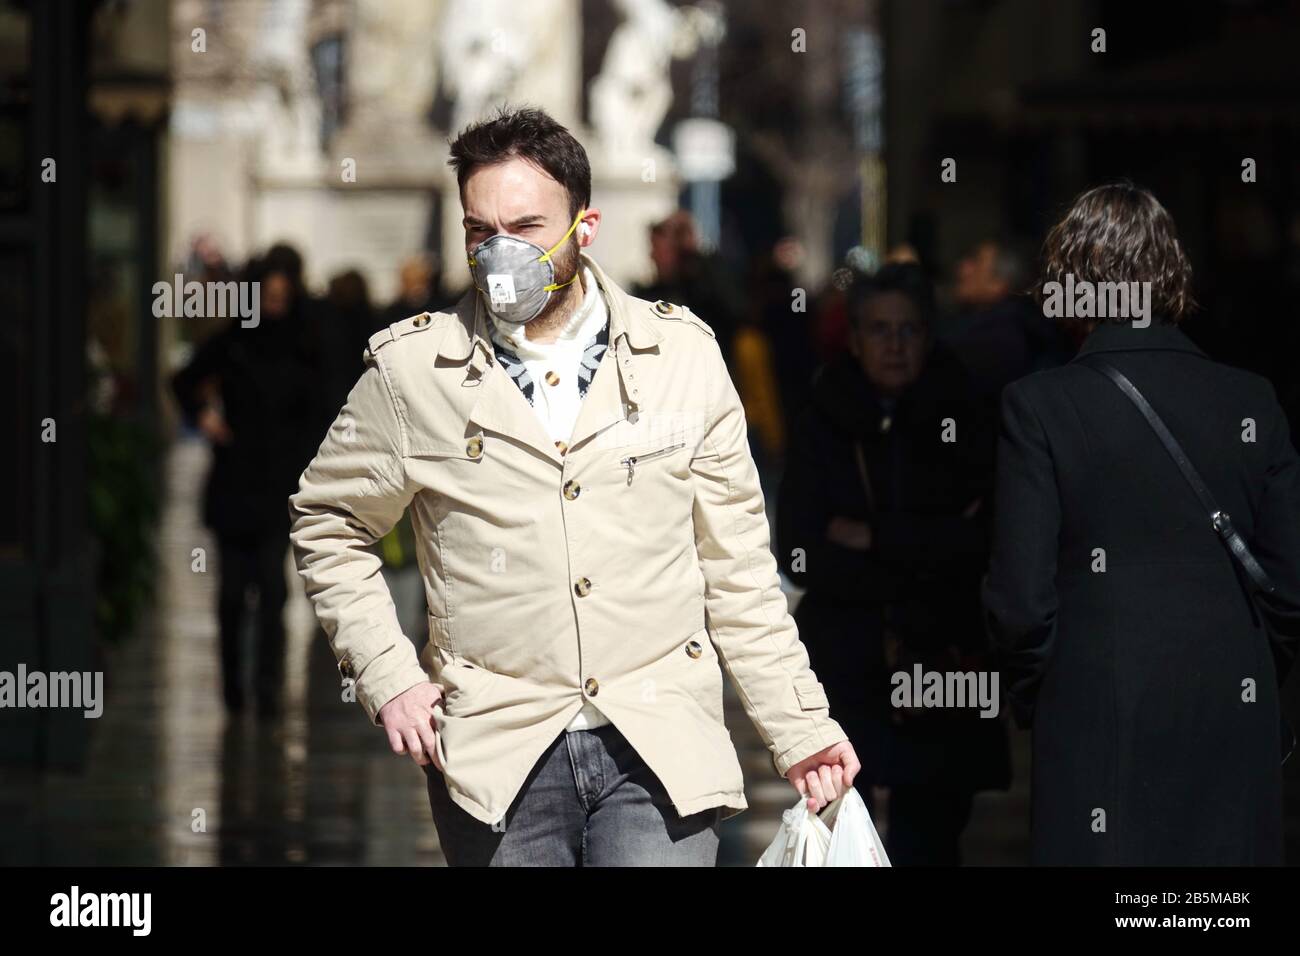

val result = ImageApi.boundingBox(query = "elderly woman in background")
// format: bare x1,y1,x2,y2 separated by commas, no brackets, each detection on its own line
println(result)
778,263,1010,866
983,182,1300,865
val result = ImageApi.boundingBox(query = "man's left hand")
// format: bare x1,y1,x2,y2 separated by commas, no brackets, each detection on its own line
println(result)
785,740,861,812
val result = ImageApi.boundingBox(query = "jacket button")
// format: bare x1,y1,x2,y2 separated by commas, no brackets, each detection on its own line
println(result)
338,657,356,679
654,300,675,316
563,480,581,500
554,440,568,456
685,641,703,659
545,370,560,386
413,313,431,328
466,436,483,458
574,577,592,597
584,677,599,696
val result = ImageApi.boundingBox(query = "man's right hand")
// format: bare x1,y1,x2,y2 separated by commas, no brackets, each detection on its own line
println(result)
377,682,445,770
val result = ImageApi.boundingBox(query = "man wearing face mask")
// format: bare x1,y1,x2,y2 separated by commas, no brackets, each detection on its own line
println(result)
289,106,857,866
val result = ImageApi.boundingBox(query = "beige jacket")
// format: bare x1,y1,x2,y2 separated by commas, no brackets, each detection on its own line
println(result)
288,254,846,825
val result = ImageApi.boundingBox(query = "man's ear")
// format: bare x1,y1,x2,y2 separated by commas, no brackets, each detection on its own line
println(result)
577,209,600,247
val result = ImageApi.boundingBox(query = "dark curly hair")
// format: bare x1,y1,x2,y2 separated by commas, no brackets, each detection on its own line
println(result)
448,105,591,219
1037,182,1196,325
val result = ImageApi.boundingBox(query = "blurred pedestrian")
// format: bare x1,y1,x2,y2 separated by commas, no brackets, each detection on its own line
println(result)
983,183,1300,864
753,237,818,459
632,210,742,369
941,238,1071,413
322,268,376,416
180,232,237,346
731,309,785,486
171,252,323,717
778,262,1010,865
379,253,456,330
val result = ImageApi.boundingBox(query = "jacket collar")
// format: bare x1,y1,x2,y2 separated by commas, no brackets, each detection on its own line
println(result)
443,253,661,466
568,253,661,447
1072,320,1205,361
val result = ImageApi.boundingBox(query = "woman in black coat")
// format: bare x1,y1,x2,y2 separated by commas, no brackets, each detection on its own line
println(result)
983,183,1300,865
778,263,1010,865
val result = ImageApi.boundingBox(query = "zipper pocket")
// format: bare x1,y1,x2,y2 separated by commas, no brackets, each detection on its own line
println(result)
619,441,685,484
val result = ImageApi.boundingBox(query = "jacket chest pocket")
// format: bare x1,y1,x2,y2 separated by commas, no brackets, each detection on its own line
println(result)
405,440,485,492
614,441,686,485
406,435,534,516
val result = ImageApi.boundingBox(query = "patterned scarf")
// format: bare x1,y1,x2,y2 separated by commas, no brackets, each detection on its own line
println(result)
493,319,609,407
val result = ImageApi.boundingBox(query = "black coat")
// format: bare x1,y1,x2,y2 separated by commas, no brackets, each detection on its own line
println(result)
777,346,1011,791
172,312,325,539
983,321,1300,865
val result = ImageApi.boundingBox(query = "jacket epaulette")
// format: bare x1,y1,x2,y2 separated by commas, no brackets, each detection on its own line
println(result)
647,299,715,338
363,311,448,361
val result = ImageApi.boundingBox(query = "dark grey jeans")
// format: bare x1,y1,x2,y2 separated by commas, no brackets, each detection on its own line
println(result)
424,723,721,866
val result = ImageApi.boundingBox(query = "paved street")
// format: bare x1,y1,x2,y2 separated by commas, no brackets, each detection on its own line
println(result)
9,438,1294,866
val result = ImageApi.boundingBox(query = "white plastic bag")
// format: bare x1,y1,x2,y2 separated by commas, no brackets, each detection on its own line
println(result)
756,787,890,867
823,787,891,866
755,802,832,867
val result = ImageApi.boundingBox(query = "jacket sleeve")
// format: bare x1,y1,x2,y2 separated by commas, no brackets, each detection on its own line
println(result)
981,379,1061,728
288,352,429,724
691,333,848,776
1251,384,1300,684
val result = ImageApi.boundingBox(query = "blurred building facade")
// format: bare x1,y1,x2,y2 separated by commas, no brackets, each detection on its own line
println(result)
3,0,172,769
883,0,1300,409
164,0,735,301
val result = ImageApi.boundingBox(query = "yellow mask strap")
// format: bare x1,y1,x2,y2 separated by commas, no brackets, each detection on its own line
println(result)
538,207,587,264
543,274,580,293
540,207,587,292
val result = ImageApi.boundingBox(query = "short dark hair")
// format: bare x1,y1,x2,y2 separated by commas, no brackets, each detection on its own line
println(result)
447,105,591,219
1038,181,1196,324
847,262,936,330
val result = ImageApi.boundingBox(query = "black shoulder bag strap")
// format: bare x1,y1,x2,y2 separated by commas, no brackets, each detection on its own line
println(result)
1083,358,1276,595
1079,356,1293,762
